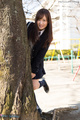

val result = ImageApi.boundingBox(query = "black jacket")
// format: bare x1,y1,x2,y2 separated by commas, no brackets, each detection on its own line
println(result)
27,22,49,74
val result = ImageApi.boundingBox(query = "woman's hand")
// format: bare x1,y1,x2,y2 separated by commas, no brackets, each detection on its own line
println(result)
31,73,36,78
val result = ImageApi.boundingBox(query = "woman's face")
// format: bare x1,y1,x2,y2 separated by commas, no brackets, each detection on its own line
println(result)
37,15,48,31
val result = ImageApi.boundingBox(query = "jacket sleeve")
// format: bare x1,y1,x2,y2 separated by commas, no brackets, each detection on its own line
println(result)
27,22,32,29
31,45,49,74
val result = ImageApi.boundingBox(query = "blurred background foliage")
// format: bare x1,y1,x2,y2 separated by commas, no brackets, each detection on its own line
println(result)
45,49,77,58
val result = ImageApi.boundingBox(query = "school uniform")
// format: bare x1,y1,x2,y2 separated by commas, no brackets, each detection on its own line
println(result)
27,22,49,79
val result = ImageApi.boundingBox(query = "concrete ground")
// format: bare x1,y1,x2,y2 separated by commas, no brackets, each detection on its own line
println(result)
35,59,80,113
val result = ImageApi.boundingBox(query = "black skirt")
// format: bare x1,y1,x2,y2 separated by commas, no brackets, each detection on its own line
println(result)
32,68,46,79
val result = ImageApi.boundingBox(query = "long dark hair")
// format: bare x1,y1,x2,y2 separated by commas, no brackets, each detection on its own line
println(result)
28,8,53,47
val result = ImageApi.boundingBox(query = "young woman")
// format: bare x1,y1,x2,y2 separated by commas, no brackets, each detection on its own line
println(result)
27,8,53,93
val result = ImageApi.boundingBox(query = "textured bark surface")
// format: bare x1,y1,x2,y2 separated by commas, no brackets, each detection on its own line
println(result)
41,107,79,120
52,107,79,120
0,0,42,120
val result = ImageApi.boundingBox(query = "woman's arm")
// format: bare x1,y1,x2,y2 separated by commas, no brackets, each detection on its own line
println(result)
31,45,49,74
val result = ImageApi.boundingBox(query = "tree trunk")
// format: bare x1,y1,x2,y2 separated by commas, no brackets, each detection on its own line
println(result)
0,0,42,119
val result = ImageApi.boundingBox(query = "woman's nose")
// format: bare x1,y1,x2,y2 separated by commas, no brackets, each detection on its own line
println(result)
39,21,43,24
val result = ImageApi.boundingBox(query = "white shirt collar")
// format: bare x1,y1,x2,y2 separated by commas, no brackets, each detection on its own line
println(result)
38,29,45,36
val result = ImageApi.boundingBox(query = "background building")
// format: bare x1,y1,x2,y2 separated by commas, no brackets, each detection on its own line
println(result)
22,0,80,50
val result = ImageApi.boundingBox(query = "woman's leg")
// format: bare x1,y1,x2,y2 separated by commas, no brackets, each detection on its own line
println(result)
32,78,49,114
32,79,40,90
32,78,49,92
33,80,42,114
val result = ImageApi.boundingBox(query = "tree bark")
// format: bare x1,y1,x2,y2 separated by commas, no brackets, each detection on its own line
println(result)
0,0,42,120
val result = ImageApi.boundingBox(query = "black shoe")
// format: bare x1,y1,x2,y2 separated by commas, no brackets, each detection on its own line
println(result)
36,104,42,114
43,79,49,93
37,107,42,114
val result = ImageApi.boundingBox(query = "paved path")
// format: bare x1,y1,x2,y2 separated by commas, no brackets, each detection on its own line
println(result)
35,59,80,113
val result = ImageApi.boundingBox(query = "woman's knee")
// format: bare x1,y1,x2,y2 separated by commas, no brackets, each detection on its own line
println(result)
32,79,40,90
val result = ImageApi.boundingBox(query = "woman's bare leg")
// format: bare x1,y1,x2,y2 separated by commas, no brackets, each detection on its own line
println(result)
32,79,40,90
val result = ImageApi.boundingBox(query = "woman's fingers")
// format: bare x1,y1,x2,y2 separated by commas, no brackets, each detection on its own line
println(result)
31,73,36,78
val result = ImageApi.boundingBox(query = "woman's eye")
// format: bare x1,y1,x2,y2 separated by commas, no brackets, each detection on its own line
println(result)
43,19,46,22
